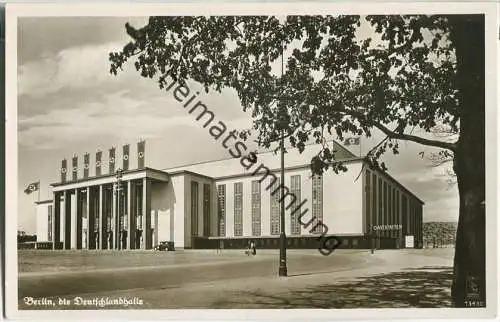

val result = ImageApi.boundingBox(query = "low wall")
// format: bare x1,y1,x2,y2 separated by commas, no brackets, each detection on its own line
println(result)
17,242,63,250
191,235,403,250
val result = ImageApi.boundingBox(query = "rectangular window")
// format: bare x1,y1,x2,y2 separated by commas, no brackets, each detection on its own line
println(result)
402,195,408,234
118,188,125,231
410,198,413,236
48,205,53,242
396,190,400,230
217,185,226,237
392,187,396,237
93,189,99,232
372,173,377,228
270,178,281,235
251,180,261,236
290,175,301,235
365,170,371,233
412,201,416,237
191,181,199,237
135,184,143,230
383,181,388,236
106,187,113,232
312,175,323,234
378,178,383,231
234,182,243,236
203,184,211,236
387,187,391,236
410,201,413,236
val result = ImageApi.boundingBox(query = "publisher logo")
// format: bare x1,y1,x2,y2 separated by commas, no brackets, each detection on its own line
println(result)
465,276,485,307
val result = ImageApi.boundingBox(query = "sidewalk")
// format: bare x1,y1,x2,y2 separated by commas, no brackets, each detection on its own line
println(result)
22,249,453,309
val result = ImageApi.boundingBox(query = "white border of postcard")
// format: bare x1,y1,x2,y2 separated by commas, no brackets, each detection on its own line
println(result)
4,2,499,321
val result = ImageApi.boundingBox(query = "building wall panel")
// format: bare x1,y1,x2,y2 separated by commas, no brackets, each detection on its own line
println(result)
323,162,364,235
36,203,50,241
151,182,171,244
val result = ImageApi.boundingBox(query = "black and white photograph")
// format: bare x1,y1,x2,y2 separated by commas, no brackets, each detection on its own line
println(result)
4,2,498,320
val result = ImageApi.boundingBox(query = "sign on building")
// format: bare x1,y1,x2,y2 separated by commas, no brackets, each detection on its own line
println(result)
405,235,414,248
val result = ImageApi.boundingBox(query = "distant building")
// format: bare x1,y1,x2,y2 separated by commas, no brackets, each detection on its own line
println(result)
34,141,424,250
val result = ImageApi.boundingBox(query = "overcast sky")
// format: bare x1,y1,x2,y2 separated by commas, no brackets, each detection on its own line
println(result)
16,16,459,234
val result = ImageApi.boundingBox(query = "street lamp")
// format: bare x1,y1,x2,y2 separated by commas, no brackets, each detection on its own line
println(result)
277,20,288,277
279,126,288,277
277,101,289,277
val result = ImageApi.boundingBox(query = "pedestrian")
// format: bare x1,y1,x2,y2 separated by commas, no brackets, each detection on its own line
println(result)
250,240,256,256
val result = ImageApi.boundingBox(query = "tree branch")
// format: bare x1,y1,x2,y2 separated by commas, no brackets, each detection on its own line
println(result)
372,120,457,152
338,108,458,152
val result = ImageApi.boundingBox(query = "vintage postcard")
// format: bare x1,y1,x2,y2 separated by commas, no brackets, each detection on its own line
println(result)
3,2,498,321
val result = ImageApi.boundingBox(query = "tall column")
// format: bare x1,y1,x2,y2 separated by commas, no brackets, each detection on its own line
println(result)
127,180,134,249
142,178,151,249
64,190,71,250
86,187,90,250
98,185,103,250
112,183,117,250
76,189,82,250
154,211,159,247
53,192,61,250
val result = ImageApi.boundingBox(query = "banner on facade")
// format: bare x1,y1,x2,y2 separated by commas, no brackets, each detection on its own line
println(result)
60,159,67,183
109,147,116,174
137,140,145,169
83,153,90,178
123,144,130,170
96,150,102,176
72,155,78,181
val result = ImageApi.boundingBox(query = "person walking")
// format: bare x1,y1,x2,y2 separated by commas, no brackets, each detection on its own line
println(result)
250,240,256,256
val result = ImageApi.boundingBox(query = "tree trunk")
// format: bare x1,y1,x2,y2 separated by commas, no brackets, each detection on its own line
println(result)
449,15,485,308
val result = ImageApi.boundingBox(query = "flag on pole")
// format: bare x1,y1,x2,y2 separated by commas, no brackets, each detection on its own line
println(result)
60,159,67,183
137,140,145,169
83,153,90,179
109,147,116,174
72,155,78,181
24,181,40,195
344,137,360,146
96,150,102,176
123,144,130,171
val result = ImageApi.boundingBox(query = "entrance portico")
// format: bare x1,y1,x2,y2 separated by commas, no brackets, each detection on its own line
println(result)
50,168,169,250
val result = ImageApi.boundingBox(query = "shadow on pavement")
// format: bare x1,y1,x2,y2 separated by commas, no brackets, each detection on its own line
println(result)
211,266,453,308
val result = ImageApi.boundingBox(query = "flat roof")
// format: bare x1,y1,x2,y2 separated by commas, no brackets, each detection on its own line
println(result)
168,169,215,181
366,161,425,205
51,167,169,187
211,157,424,205
34,199,52,205
213,157,364,181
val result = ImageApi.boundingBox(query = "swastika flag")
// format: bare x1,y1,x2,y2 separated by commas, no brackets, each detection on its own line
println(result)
24,181,40,194
344,137,360,146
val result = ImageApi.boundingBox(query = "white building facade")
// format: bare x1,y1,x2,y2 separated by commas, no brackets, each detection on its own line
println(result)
34,141,424,250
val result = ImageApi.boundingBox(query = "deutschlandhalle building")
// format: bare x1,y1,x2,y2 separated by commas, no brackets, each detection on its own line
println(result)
34,140,424,250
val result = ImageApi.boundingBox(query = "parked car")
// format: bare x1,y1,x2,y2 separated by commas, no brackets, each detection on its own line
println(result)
153,241,174,251
154,241,168,251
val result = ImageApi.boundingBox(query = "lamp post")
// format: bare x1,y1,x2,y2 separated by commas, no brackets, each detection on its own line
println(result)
371,226,375,254
115,168,123,250
277,20,288,277
278,126,288,277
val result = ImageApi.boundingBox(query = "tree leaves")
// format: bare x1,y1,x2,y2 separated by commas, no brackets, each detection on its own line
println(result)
110,15,462,175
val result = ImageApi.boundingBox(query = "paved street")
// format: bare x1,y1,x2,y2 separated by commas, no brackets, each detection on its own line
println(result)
18,248,454,309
